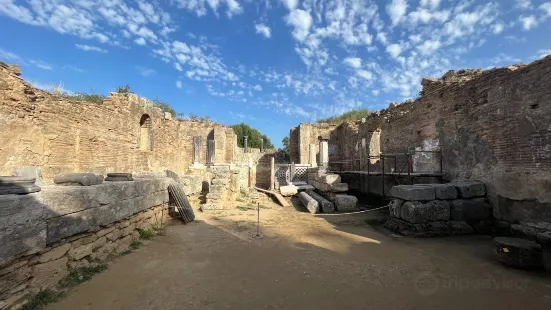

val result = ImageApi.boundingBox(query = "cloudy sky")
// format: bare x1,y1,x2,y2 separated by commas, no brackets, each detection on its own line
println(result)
1,0,550,147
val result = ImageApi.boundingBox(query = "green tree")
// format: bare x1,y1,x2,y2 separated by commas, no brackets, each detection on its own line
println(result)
317,108,371,124
278,136,290,161
230,123,275,149
152,98,176,117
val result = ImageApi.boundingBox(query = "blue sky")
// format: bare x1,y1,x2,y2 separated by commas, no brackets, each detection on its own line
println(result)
1,0,550,147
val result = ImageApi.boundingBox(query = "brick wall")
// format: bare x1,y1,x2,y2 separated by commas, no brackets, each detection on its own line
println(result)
0,66,236,182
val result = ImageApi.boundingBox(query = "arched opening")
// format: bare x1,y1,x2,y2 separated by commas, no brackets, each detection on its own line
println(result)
140,114,152,151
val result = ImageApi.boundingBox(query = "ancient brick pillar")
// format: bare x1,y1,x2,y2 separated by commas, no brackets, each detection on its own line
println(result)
319,140,329,167
207,139,215,165
309,144,317,167
193,136,202,164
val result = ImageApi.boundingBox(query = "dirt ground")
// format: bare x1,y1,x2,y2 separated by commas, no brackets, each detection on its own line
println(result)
48,195,551,310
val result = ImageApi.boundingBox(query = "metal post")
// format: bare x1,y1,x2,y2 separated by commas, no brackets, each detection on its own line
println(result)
382,156,385,203
244,136,248,153
408,154,412,185
367,157,370,195
252,202,263,238
439,149,443,180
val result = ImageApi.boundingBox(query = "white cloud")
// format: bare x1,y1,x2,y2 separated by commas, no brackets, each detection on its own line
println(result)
29,60,53,70
75,44,107,53
176,80,182,88
492,23,504,34
285,9,313,41
343,57,362,68
0,48,22,61
540,3,551,16
387,0,408,26
356,70,373,81
520,15,538,30
253,84,263,91
386,44,402,59
420,0,440,9
135,37,147,45
137,67,156,77
517,0,532,9
281,0,298,11
255,23,272,38
417,39,441,55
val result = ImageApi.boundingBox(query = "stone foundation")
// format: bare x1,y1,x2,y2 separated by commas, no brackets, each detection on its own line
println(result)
0,177,171,309
385,181,493,236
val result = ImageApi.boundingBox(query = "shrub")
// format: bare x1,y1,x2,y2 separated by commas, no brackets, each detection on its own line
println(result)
316,108,371,124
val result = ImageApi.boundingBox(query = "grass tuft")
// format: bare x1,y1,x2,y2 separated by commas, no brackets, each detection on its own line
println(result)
21,289,64,310
138,228,155,240
130,240,142,250
58,264,108,289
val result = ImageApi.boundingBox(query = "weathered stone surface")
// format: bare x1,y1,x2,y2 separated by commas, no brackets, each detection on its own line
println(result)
202,204,224,210
41,186,100,218
388,199,405,218
389,185,435,201
0,266,31,299
46,208,99,244
453,180,486,198
537,231,551,247
0,222,46,267
401,201,450,224
54,173,103,186
431,184,458,200
322,174,341,185
296,184,315,191
280,185,298,197
447,221,475,235
105,173,133,182
31,257,68,290
92,236,107,250
14,166,45,186
333,194,358,212
0,176,40,195
90,241,117,261
298,192,320,214
95,182,135,205
38,244,70,263
96,226,116,238
306,190,335,213
105,228,122,242
209,185,225,194
519,221,551,231
494,237,544,270
116,235,133,253
511,224,538,241
0,193,44,229
211,178,229,186
68,242,95,260
449,198,492,221
331,183,348,192
206,193,222,200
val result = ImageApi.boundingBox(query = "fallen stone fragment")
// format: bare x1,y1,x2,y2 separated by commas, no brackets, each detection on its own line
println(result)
105,173,133,182
298,192,320,214
280,185,298,197
494,237,544,270
54,173,103,186
306,190,335,213
333,194,358,212
0,176,41,195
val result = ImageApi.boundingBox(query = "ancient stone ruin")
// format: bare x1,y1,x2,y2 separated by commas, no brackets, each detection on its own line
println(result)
1,55,551,308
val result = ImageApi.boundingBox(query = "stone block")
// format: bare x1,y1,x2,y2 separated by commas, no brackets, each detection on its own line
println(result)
96,226,116,238
452,180,486,198
206,193,222,200
330,183,348,192
31,257,68,290
537,231,551,248
334,194,358,212
122,223,136,236
280,185,298,197
202,204,224,210
133,179,155,196
0,176,41,194
38,244,70,263
298,192,320,214
389,185,435,201
0,193,45,230
68,243,94,260
494,237,543,270
92,237,107,251
447,221,475,235
519,221,551,231
116,235,133,253
322,174,341,185
296,184,315,191
14,166,45,186
211,178,229,186
0,266,31,298
209,185,226,194
431,184,458,200
90,241,117,261
388,199,405,218
95,182,135,205
449,198,492,221
401,201,449,224
511,224,538,241
46,208,100,244
41,186,100,218
0,222,46,267
54,173,103,186
306,190,335,213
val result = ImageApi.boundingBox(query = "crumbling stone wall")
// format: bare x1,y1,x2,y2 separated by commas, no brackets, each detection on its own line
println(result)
0,65,236,183
0,178,170,309
290,55,551,225
289,123,338,164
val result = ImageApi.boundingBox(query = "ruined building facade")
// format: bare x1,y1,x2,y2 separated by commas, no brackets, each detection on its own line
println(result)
290,55,551,226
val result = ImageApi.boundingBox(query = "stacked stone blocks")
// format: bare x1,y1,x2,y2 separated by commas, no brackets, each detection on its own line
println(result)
306,167,358,212
385,181,492,236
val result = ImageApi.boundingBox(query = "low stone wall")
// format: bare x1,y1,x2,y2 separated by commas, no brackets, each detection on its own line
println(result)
0,177,170,309
385,181,493,236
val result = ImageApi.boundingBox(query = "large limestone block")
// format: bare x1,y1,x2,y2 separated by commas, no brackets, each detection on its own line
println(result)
209,185,226,194
0,193,44,230
0,222,46,267
306,190,335,213
334,194,359,212
180,175,202,195
31,257,68,290
298,192,320,214
0,176,41,195
331,183,348,192
133,179,155,196
38,244,70,263
388,199,405,218
322,174,341,185
95,182,136,205
389,185,435,201
0,265,31,299
430,184,458,200
449,198,492,221
452,180,486,198
41,186,100,218
280,185,298,197
401,200,450,224
105,173,133,182
46,208,100,244
494,237,543,270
